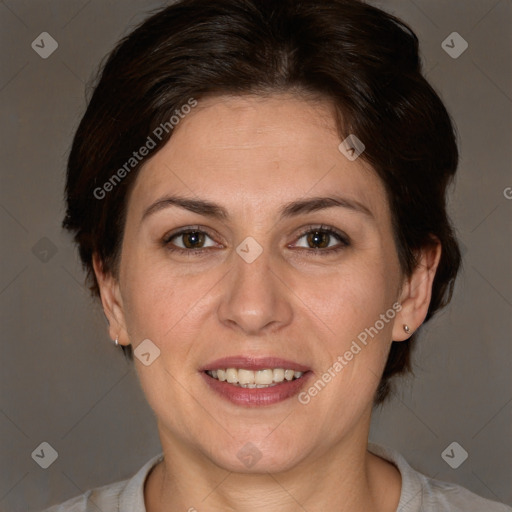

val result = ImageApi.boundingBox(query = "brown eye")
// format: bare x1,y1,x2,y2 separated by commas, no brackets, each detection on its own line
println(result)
163,227,218,254
292,225,350,255
181,231,206,249
306,230,331,249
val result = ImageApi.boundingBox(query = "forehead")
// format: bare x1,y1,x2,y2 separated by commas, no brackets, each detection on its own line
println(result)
128,93,389,221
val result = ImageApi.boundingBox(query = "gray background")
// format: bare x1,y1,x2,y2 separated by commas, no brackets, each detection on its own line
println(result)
0,0,511,510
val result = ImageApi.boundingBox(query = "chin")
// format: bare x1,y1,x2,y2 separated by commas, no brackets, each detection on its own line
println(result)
205,434,310,474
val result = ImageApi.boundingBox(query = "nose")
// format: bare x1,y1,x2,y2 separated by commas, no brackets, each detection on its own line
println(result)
217,246,294,336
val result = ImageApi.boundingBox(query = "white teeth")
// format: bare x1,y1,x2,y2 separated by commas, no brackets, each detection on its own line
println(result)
226,368,238,383
238,369,254,385
273,368,285,382
255,369,273,385
206,367,305,386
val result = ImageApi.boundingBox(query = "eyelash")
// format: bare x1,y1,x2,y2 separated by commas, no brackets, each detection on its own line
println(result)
162,224,350,257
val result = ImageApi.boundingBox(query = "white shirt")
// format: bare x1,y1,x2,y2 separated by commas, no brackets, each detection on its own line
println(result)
39,442,511,511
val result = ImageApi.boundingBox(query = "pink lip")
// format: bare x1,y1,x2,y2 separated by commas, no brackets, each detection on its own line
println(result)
200,371,313,407
200,356,311,372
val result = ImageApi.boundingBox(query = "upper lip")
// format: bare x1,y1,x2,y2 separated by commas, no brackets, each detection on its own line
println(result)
200,356,311,372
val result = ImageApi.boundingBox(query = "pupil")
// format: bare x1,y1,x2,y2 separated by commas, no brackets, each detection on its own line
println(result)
308,231,329,249
184,231,204,248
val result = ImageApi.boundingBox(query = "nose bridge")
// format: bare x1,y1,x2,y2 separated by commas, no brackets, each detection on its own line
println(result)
218,240,292,334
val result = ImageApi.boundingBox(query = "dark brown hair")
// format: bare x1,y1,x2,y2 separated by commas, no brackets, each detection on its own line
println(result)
63,0,462,405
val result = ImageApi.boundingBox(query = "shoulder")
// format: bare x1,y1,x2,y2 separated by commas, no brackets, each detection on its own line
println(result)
37,480,125,512
37,452,164,512
367,442,512,512
420,475,512,512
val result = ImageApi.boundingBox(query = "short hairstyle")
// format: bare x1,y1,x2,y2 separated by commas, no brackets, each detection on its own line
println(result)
63,0,462,405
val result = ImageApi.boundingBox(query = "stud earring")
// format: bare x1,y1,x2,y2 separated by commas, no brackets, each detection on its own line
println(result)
114,336,119,346
403,325,410,334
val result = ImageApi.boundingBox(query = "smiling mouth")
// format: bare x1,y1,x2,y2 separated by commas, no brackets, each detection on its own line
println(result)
205,368,306,388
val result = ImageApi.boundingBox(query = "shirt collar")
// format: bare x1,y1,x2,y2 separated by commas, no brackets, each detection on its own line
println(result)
118,452,164,512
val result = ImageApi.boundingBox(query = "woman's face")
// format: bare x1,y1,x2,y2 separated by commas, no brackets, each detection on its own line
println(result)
107,93,409,472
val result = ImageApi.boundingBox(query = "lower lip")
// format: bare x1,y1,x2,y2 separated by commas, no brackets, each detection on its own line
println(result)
201,371,312,407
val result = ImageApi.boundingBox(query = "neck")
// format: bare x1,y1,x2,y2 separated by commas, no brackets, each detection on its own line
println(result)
144,411,401,512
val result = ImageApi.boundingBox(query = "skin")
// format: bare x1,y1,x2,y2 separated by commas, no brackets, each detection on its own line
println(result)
94,93,441,512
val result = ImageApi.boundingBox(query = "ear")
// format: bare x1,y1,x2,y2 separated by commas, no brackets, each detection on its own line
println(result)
392,238,442,342
92,253,129,346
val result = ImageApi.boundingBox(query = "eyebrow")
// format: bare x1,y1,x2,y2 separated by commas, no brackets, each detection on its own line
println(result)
141,194,374,223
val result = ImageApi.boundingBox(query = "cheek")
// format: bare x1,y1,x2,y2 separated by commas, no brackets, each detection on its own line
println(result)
298,258,396,341
292,257,399,412
120,253,173,342
120,254,218,344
